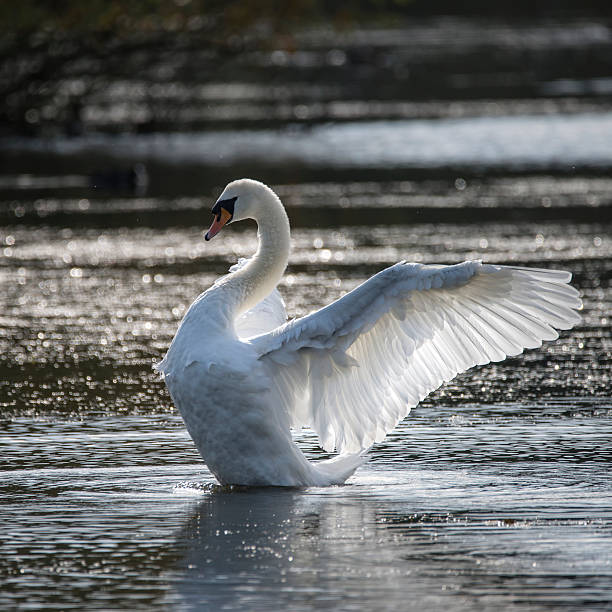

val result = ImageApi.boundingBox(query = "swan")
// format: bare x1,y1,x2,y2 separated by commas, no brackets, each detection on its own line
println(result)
156,178,581,487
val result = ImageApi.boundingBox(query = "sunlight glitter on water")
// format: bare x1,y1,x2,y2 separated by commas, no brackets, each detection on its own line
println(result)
0,216,609,419
8,112,612,171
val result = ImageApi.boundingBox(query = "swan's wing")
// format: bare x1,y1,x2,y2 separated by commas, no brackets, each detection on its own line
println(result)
249,261,581,454
228,258,288,338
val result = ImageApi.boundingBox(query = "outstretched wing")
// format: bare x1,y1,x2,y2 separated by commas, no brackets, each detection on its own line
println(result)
249,261,581,454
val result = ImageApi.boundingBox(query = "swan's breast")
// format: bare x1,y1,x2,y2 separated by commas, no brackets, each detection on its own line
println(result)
165,359,309,485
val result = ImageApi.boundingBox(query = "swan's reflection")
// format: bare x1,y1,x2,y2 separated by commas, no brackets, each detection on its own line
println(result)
171,486,395,610
169,474,588,611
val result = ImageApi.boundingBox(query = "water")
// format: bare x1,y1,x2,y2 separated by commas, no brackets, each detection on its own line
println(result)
2,413,611,610
8,112,612,170
1,191,610,611
1,17,612,612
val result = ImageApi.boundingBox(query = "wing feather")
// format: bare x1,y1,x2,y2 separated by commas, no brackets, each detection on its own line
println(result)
250,261,581,454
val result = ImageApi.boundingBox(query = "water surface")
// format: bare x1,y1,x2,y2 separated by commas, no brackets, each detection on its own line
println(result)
1,17,611,611
1,187,610,610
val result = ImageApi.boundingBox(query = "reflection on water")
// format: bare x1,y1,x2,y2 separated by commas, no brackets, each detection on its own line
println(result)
1,410,611,611
172,472,612,611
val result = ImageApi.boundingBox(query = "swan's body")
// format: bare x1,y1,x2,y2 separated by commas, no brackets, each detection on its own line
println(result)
157,179,581,486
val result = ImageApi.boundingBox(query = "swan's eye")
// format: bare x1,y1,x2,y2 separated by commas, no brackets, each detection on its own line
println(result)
211,196,238,220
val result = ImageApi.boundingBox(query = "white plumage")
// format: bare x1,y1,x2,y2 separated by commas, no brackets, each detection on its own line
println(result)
156,179,581,486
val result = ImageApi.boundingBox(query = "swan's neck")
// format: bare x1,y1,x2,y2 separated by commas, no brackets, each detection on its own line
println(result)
220,192,290,320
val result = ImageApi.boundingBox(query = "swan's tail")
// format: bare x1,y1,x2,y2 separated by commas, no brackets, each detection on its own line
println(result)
311,452,368,486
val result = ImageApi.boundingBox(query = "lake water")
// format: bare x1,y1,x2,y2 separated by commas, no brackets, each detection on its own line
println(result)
1,17,612,612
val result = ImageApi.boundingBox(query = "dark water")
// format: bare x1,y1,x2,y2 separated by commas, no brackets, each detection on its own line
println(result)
1,17,612,612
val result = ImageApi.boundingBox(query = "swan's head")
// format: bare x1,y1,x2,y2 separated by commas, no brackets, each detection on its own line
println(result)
205,179,276,241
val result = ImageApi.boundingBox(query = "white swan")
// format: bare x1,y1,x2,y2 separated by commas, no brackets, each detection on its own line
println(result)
157,178,582,487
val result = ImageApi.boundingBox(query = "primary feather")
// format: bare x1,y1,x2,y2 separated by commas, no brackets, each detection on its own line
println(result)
251,261,580,454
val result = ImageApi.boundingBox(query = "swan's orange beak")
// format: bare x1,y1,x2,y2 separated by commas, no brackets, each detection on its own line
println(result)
205,208,232,241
